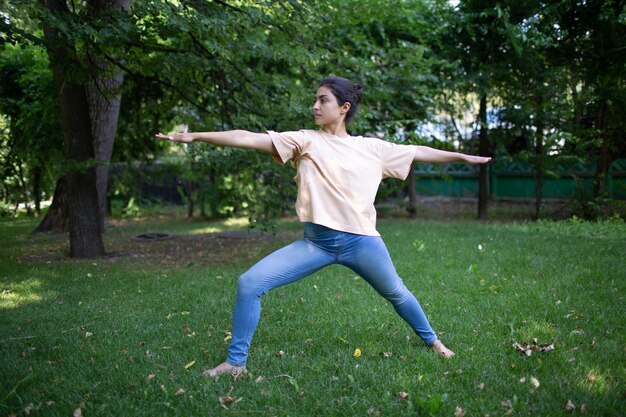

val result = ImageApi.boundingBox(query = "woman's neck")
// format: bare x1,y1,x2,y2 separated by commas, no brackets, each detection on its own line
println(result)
321,122,348,138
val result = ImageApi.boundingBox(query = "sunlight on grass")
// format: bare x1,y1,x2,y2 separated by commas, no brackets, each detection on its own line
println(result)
186,217,248,234
0,278,46,309
578,367,611,396
187,225,224,235
224,217,249,227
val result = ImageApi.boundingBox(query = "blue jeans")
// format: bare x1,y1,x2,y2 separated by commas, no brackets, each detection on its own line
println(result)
226,222,438,366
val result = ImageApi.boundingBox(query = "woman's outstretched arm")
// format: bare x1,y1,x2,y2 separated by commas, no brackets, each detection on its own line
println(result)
155,130,277,155
413,146,491,164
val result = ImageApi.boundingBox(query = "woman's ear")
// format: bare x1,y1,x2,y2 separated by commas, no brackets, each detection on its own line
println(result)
340,102,351,114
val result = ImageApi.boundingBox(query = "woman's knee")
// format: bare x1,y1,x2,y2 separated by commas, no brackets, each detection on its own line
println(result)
236,272,262,299
380,281,412,304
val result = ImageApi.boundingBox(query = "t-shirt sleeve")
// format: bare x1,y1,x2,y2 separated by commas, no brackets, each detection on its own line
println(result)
267,130,307,165
379,141,418,180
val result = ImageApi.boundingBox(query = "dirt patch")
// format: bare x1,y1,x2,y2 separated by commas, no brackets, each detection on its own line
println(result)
23,229,302,268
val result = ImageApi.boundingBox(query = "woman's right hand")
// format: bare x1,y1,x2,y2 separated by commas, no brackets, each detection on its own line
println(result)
154,132,194,143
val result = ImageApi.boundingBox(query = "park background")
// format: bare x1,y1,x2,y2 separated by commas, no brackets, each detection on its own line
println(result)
1,0,625,416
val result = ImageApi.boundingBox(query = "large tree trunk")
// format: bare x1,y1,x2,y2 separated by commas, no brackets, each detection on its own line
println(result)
477,94,489,220
86,0,130,229
32,176,69,233
87,72,124,229
42,0,105,257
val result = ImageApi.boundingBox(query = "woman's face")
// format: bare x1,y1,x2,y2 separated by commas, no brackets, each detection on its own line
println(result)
313,86,349,126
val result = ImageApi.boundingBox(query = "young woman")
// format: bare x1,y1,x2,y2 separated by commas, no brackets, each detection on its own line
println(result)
156,76,491,377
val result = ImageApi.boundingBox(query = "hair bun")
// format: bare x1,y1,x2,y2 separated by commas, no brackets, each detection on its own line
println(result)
354,84,363,104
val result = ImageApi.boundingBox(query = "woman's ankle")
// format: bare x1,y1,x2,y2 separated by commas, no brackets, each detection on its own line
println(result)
203,361,247,378
430,340,455,358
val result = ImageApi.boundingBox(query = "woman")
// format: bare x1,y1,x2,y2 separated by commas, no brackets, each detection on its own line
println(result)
156,76,491,377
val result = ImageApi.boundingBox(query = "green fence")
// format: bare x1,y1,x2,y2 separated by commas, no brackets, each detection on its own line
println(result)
414,158,626,200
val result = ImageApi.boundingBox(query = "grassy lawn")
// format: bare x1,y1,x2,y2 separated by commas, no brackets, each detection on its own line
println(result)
0,214,624,416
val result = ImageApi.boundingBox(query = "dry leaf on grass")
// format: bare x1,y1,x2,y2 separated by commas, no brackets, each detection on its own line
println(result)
565,400,576,412
23,403,34,415
512,339,555,356
397,392,409,401
219,386,242,410
353,348,362,358
530,376,540,389
455,406,466,417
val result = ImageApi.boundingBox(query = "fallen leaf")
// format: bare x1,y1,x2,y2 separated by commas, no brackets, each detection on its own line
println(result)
147,374,156,381
512,340,555,356
353,348,362,358
455,406,466,417
184,360,196,369
274,350,285,358
397,391,409,401
477,382,485,390
530,376,540,389
73,407,82,417
255,376,266,384
175,388,186,396
565,400,576,412
519,377,526,383
587,373,596,382
219,395,237,404
337,293,343,300
380,351,393,358
23,403,34,415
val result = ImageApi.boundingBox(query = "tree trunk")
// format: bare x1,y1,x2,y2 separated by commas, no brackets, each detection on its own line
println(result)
32,176,69,233
533,94,545,220
33,164,42,216
186,180,195,218
594,102,610,197
477,94,489,220
407,163,417,218
42,0,105,257
86,0,130,230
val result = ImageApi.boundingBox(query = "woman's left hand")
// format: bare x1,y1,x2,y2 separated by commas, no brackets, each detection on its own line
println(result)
466,155,492,164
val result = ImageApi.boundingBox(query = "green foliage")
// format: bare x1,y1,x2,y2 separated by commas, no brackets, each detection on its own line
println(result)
1,0,625,224
0,42,62,210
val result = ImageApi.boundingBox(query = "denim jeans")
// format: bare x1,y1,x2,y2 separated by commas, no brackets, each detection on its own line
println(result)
226,222,438,366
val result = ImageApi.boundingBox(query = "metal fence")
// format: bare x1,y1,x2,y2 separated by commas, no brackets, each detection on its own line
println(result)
413,158,626,200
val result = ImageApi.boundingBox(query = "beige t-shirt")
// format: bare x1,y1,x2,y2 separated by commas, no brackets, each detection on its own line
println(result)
268,129,417,236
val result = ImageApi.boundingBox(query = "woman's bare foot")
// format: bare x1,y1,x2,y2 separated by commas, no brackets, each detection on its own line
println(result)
430,340,455,358
202,362,247,378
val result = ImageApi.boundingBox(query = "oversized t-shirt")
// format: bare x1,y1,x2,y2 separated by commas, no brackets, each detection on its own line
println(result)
268,129,417,236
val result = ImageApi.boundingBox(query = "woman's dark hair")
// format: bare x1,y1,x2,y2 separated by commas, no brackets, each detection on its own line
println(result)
319,76,362,124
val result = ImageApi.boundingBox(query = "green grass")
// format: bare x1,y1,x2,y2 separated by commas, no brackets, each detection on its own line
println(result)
0,214,624,416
